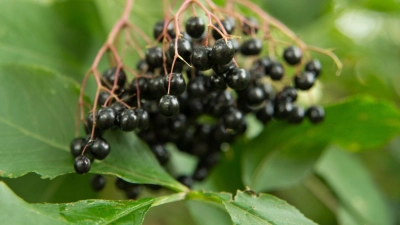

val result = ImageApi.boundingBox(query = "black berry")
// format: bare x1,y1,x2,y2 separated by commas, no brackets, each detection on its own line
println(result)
177,175,193,188
307,105,325,123
74,155,91,174
70,137,86,157
102,68,127,89
163,73,186,96
294,71,316,90
159,94,180,117
135,108,149,130
91,175,106,192
288,105,305,124
153,20,175,41
145,46,163,69
191,46,214,71
305,59,322,77
89,138,110,160
240,38,262,56
222,107,244,130
212,20,234,40
186,17,205,38
269,62,284,80
210,39,235,65
225,68,250,90
96,107,116,130
168,38,193,62
283,46,302,65
119,108,139,131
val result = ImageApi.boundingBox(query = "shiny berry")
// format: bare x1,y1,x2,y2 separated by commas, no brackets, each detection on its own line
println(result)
244,85,266,106
70,137,86,157
74,155,91,174
148,76,167,99
256,100,275,124
91,175,106,192
305,59,322,77
187,76,208,98
96,107,116,130
168,38,193,62
119,109,139,131
294,71,316,90
163,73,186,96
210,74,227,91
135,108,149,130
102,68,126,88
240,38,262,56
288,105,305,124
159,94,180,117
89,138,110,160
145,46,163,69
222,107,244,130
210,39,235,65
269,62,284,80
225,68,250,90
125,185,141,199
186,17,205,38
242,17,259,35
97,91,110,106
151,144,170,165
212,20,235,40
153,20,175,41
283,46,302,65
274,99,293,119
280,86,298,102
307,105,325,123
212,61,235,75
191,46,214,71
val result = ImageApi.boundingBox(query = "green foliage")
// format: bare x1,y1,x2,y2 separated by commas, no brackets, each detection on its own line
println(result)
0,0,399,224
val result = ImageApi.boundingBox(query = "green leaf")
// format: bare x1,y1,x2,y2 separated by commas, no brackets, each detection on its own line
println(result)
0,181,153,224
187,200,232,225
188,191,317,225
242,96,400,192
0,0,105,80
0,64,186,192
315,147,393,225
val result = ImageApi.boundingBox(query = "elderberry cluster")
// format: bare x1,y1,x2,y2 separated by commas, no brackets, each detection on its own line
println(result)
71,14,327,198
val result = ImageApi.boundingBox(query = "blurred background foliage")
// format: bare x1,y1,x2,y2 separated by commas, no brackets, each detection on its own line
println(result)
1,0,400,224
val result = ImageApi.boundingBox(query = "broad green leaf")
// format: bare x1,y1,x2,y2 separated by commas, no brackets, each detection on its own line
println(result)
0,64,186,192
188,191,317,225
187,200,232,225
315,147,393,225
2,173,97,203
0,0,105,80
0,181,153,224
242,96,400,192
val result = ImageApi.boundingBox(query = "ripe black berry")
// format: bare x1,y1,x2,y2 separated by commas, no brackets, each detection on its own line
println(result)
159,94,180,117
256,100,275,124
135,108,149,130
187,75,208,98
131,77,150,96
274,99,294,119
210,39,235,65
148,76,167,99
242,17,259,35
163,73,186,96
151,144,170,165
240,38,262,56
177,175,193,188
169,114,187,133
294,71,316,90
97,91,111,106
89,138,110,160
225,68,250,90
243,85,266,106
125,185,141,199
212,20,235,40
168,38,193,62
70,137,86,157
209,74,227,91
186,17,205,38
102,68,127,88
305,59,322,77
192,165,209,181
212,61,235,75
222,107,244,130
74,155,91,174
191,46,214,71
119,109,139,131
136,59,148,72
283,46,302,65
288,105,305,124
307,105,325,123
91,175,106,192
96,107,116,130
280,86,298,102
145,46,163,69
269,62,284,80
153,20,175,41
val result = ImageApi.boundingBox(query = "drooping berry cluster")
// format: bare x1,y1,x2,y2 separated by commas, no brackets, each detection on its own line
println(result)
72,0,338,198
